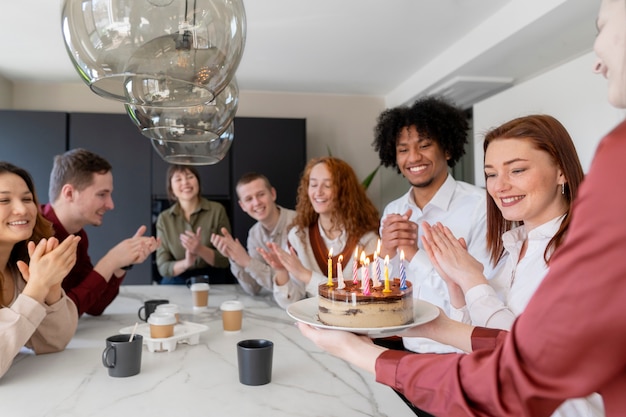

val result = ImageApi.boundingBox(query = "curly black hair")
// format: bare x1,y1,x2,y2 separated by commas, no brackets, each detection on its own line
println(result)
372,96,469,174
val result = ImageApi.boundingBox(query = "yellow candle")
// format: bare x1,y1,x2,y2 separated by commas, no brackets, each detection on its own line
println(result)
383,255,391,293
327,248,333,286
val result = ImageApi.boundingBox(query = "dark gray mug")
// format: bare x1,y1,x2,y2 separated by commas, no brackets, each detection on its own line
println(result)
186,275,210,288
138,299,169,321
237,339,273,386
102,334,143,377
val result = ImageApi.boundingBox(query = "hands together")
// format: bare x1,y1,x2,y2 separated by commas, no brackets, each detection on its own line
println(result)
210,227,250,267
17,235,81,305
380,209,418,261
421,222,486,294
258,242,311,285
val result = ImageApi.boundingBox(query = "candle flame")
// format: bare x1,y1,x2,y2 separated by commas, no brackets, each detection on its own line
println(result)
384,254,389,265
400,249,405,261
338,254,343,262
328,247,333,258
360,251,366,265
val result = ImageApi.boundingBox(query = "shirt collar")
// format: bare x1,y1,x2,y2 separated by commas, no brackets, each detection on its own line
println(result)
408,174,456,211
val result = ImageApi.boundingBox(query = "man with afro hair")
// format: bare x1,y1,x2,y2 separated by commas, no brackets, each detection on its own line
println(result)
373,96,492,354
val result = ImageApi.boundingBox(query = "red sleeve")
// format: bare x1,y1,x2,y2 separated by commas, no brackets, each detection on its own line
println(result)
375,122,626,417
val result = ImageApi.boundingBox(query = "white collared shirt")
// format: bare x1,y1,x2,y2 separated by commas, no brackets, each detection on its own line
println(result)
382,174,490,353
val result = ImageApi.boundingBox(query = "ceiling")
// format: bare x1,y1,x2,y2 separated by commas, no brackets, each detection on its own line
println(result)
0,0,599,108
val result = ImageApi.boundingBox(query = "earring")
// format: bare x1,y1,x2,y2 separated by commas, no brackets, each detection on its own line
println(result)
561,183,566,195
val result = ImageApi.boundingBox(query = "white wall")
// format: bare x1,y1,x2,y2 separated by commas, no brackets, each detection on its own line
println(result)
0,75,12,108
7,82,409,211
473,52,625,187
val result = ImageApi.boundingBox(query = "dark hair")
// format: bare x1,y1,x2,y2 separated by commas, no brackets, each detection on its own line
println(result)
291,157,380,243
0,162,54,301
372,96,469,173
166,165,202,202
48,148,112,202
483,114,584,266
235,172,273,198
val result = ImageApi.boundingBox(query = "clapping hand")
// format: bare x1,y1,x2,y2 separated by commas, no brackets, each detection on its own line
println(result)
17,235,81,305
421,222,485,293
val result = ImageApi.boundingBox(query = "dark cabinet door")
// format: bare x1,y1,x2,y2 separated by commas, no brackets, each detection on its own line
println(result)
231,117,306,246
68,113,153,284
0,110,67,203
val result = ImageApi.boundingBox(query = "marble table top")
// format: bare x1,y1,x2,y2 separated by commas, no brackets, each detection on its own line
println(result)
2,285,416,417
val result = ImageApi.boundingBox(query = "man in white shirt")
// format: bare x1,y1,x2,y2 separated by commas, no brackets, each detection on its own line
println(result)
211,173,295,296
373,96,492,353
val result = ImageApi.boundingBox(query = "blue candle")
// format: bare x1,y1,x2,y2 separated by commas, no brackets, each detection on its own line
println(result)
400,250,407,290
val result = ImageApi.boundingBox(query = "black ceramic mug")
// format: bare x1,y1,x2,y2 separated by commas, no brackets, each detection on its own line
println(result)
137,299,169,321
237,339,274,386
102,334,143,377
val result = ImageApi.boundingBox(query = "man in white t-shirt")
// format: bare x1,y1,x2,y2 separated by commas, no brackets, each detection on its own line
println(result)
211,173,295,296
373,96,492,353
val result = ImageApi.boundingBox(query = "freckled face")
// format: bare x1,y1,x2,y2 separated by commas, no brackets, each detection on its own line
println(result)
308,162,334,216
484,138,568,231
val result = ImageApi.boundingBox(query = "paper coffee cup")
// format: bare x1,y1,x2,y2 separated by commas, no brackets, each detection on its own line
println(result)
148,312,176,338
220,300,244,331
155,303,181,323
190,283,210,310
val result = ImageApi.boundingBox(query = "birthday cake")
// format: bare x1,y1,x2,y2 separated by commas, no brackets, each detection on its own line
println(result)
318,278,413,328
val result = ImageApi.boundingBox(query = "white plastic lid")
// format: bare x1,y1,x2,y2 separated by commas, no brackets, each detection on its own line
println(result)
220,300,244,311
147,312,176,325
190,283,210,291
155,303,180,314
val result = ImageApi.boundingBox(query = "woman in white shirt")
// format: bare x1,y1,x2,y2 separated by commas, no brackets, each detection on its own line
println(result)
260,157,380,309
422,114,603,416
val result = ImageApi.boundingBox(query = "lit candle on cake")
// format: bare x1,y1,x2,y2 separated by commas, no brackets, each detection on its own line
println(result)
360,251,367,289
327,248,333,287
400,249,408,290
371,256,381,287
383,255,391,293
337,255,345,289
352,247,359,284
363,258,371,295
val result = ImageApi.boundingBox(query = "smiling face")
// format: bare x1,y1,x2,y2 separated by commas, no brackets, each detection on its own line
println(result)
237,178,277,224
0,172,37,247
308,162,334,216
484,138,568,231
71,172,114,227
594,0,626,108
396,125,450,203
170,168,200,203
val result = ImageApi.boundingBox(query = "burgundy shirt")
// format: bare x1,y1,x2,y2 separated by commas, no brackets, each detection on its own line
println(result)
376,120,626,416
41,204,124,316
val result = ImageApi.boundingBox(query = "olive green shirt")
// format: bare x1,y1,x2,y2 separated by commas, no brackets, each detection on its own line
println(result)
156,198,231,277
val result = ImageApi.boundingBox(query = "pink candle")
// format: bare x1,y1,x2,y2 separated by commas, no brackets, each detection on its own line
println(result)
352,247,359,284
360,251,367,289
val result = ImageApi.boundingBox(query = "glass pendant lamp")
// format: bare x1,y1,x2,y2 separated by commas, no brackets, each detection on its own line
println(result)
61,0,246,107
125,77,238,142
150,122,234,165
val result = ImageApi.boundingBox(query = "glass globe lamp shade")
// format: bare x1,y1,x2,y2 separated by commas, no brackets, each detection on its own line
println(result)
61,0,246,106
125,77,238,142
150,122,234,165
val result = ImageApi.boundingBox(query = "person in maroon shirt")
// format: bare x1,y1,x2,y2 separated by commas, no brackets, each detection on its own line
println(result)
42,149,159,316
298,1,626,416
